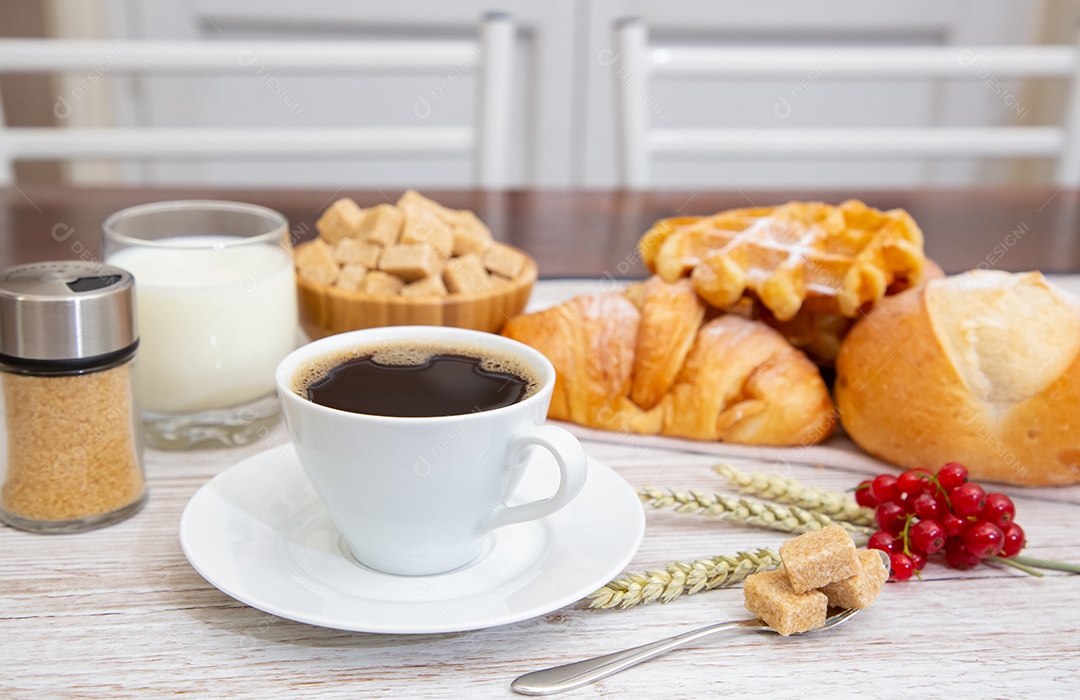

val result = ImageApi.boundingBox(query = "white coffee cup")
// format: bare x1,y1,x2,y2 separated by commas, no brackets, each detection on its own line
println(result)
275,326,589,576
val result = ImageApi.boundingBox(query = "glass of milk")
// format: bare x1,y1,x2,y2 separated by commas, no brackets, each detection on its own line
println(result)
104,201,298,449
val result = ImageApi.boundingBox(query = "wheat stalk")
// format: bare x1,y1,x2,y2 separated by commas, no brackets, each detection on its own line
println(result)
713,463,875,527
638,486,873,537
588,549,782,609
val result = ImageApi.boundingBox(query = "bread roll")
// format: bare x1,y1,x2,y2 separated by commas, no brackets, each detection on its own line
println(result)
835,270,1080,486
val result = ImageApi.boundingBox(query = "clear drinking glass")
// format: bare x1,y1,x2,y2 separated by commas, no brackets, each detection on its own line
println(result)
103,200,298,449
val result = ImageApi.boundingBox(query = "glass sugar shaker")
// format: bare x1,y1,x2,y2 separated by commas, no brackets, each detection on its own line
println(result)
0,261,146,533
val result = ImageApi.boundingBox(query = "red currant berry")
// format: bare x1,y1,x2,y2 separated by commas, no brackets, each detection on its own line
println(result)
937,462,969,491
875,501,909,536
908,550,928,571
910,519,947,555
889,553,915,581
855,479,877,508
897,469,931,495
982,492,1016,528
1000,523,1026,558
964,521,1004,558
872,474,901,504
868,531,898,553
951,482,988,518
941,512,968,538
912,491,943,521
945,537,982,570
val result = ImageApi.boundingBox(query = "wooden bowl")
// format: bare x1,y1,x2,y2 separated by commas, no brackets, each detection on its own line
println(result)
297,253,537,340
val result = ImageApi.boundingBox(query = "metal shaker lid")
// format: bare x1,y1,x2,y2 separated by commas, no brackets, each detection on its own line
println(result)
0,261,137,362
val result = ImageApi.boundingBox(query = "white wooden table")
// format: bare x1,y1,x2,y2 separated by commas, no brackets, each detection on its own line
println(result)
4,280,1080,699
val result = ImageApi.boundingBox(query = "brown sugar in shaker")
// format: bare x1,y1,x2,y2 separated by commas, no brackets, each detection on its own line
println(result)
0,261,146,532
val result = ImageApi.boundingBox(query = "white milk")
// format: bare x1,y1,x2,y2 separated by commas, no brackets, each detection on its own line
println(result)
107,236,298,413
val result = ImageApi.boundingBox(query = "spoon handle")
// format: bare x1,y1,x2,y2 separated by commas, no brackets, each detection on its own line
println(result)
511,618,763,696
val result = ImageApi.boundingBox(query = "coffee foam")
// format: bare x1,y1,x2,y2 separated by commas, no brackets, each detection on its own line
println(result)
292,340,542,400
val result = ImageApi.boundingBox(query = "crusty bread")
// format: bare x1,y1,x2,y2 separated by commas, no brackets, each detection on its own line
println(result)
835,270,1080,486
503,276,836,446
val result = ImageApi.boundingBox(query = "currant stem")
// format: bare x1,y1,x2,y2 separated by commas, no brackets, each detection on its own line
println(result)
988,556,1045,577
900,514,914,557
929,474,954,510
1005,555,1080,574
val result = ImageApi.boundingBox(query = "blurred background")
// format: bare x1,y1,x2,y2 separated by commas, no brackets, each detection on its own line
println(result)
2,0,1079,190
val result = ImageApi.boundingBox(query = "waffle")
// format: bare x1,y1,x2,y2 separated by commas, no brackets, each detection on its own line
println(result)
639,200,927,322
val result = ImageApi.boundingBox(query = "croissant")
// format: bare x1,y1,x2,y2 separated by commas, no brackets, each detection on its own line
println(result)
502,276,837,446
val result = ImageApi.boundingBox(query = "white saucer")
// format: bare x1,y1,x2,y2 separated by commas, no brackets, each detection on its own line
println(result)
179,444,644,634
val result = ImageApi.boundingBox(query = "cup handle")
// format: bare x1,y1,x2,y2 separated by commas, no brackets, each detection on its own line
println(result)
479,425,588,533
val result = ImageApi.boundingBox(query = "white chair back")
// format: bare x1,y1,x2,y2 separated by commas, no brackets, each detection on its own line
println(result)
613,17,1080,188
0,13,515,188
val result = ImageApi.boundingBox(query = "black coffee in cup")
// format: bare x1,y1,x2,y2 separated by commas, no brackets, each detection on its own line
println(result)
292,341,540,418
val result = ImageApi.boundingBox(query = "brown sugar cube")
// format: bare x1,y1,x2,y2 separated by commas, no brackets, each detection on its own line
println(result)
778,524,861,593
360,271,404,296
401,275,449,298
443,253,491,294
333,238,382,268
488,274,512,289
820,549,889,610
483,242,528,279
401,209,455,259
378,243,443,282
295,239,339,286
452,228,492,257
449,210,493,256
397,189,453,221
315,198,366,244
448,208,492,234
356,203,404,246
334,264,367,292
744,569,828,636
